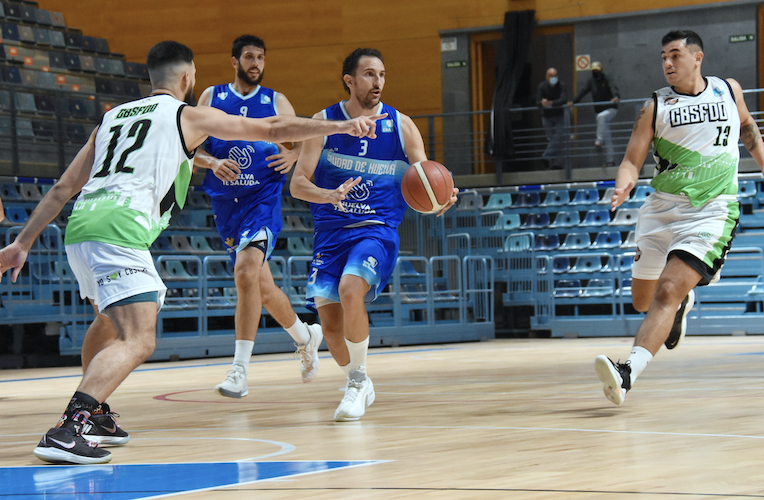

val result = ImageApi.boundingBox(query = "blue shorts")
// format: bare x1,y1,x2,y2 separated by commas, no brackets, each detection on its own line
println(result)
307,224,400,309
210,191,281,265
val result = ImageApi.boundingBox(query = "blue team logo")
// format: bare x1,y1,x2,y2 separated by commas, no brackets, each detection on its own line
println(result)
381,119,393,133
713,86,724,97
362,256,378,275
229,145,255,169
347,180,373,201
218,91,229,100
261,94,272,104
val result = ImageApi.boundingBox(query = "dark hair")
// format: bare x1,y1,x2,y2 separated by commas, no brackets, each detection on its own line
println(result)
341,48,383,93
662,30,704,51
146,41,194,73
232,35,266,59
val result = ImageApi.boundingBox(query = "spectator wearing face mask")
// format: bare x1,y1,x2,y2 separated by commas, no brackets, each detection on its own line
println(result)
536,67,568,169
568,61,620,166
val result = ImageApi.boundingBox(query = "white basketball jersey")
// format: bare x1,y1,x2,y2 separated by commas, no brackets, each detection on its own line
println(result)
65,94,195,249
651,76,740,206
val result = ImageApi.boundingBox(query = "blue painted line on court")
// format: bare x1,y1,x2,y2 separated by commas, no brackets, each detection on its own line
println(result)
0,347,457,384
0,460,383,499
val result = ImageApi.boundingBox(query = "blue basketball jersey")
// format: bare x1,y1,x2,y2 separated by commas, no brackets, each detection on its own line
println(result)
312,101,410,229
202,84,284,201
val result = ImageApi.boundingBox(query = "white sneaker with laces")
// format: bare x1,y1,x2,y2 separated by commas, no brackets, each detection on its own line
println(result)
215,364,248,398
297,323,323,383
334,370,375,422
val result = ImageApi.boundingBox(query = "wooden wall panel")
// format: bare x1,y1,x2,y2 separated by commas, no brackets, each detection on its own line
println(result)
36,0,743,117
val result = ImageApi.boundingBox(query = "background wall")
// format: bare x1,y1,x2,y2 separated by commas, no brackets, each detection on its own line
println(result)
35,0,745,119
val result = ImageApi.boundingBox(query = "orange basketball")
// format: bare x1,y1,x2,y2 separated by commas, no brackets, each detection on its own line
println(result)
401,161,454,214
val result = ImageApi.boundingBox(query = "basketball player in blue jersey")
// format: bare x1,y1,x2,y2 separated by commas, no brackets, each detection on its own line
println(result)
291,48,458,421
193,35,323,398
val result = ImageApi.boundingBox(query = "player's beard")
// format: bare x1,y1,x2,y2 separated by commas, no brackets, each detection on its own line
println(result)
359,88,381,109
183,87,197,106
238,65,264,87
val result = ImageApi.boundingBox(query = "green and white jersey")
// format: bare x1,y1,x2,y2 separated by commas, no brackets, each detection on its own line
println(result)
65,94,195,249
652,76,740,207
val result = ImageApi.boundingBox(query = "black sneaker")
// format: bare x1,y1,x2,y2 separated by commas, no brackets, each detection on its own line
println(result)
33,427,112,464
83,403,130,445
665,289,694,350
594,355,632,405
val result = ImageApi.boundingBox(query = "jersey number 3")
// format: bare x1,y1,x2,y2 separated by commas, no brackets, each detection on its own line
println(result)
94,119,152,178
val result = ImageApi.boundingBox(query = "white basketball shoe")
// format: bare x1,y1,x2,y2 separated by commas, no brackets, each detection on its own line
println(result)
334,370,375,422
215,363,248,398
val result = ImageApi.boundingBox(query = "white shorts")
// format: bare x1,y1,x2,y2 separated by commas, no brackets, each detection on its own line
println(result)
65,241,167,313
633,191,739,285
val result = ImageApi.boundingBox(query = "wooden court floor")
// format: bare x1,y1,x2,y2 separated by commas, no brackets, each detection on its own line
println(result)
2,336,764,499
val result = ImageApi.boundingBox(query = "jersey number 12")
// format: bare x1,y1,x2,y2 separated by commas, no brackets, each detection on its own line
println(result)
94,119,152,178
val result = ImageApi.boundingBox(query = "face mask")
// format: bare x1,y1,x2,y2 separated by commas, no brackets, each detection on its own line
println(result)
549,76,559,85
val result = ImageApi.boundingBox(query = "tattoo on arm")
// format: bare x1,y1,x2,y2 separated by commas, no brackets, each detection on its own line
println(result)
633,105,647,132
741,123,762,152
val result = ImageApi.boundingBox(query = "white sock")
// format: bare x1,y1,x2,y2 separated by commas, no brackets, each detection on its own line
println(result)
285,316,310,345
233,340,254,372
345,337,369,373
339,363,352,376
627,346,653,387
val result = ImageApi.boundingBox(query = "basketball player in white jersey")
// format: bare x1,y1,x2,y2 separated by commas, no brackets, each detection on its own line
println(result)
595,30,764,405
0,40,384,464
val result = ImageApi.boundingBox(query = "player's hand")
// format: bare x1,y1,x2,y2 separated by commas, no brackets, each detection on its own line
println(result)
0,242,28,284
346,113,388,139
611,180,634,212
210,158,241,182
329,177,362,212
436,187,459,217
266,144,298,174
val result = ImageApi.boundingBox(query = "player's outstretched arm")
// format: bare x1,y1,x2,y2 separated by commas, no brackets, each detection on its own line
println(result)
611,98,654,211
401,114,458,217
266,93,301,174
0,127,97,282
180,106,387,152
728,78,764,173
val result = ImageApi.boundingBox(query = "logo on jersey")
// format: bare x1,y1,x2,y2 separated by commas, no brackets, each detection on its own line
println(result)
261,94,271,104
217,91,229,101
663,97,679,105
713,86,724,97
347,180,373,202
381,119,393,133
362,256,378,275
669,102,728,127
634,247,641,262
228,145,256,170
698,231,713,240
224,237,236,251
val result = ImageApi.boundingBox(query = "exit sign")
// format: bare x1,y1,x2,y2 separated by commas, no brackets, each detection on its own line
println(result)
730,34,755,43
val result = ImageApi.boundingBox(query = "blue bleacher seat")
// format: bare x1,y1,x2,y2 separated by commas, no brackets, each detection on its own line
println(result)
541,189,570,207
67,123,87,143
81,36,97,53
37,71,56,89
205,260,231,277
609,208,639,226
190,236,216,253
94,57,111,74
503,234,532,252
482,193,512,211
570,188,599,205
620,231,637,249
738,180,757,198
597,187,615,205
521,212,549,229
583,279,614,297
19,3,35,23
5,206,28,224
64,53,82,72
560,232,591,251
48,50,66,69
18,25,35,44
34,94,57,114
16,118,34,137
535,234,560,252
1,183,23,200
490,213,521,231
550,210,580,228
602,254,634,273
111,79,126,96
161,261,195,281
19,183,42,201
95,77,113,94
631,185,654,202
32,120,57,139
124,81,141,97
514,192,540,208
2,66,21,84
1,22,19,41
580,210,610,226
2,2,20,20
187,191,211,208
287,237,313,256
35,8,53,26
552,256,570,273
151,236,173,253
124,61,140,78
108,59,125,76
65,32,83,50
554,279,582,297
591,231,622,249
94,38,110,54
80,55,96,73
49,31,66,48
569,255,602,274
